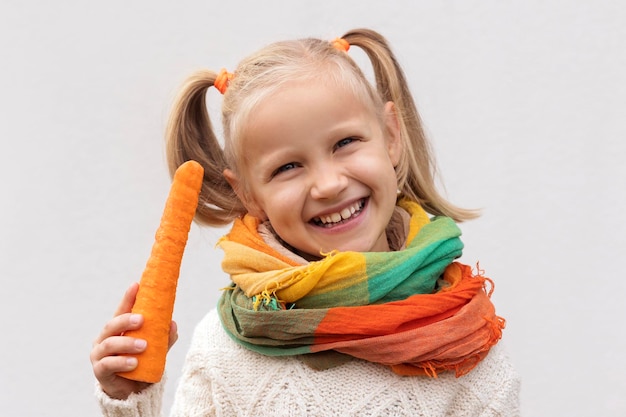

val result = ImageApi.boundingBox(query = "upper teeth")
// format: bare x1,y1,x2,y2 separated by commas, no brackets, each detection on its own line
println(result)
316,201,362,225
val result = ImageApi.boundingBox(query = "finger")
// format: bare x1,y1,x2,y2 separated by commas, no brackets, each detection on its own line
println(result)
91,334,147,364
168,320,179,350
113,282,140,317
93,313,143,346
93,353,140,380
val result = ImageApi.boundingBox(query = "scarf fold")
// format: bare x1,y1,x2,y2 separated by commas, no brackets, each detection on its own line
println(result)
217,199,505,377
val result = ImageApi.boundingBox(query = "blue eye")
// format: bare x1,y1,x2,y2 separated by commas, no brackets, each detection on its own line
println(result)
336,137,355,149
273,162,297,177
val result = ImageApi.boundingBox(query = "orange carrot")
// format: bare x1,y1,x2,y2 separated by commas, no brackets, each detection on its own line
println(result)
118,160,204,383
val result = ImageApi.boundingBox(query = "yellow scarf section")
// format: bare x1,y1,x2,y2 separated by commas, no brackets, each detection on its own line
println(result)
217,199,431,308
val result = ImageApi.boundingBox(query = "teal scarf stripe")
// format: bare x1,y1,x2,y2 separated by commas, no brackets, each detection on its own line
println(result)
295,216,463,309
367,217,463,303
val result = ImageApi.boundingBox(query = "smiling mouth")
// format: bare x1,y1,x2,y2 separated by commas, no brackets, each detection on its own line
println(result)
311,199,365,227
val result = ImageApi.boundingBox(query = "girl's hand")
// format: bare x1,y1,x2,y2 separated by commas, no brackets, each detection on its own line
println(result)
90,282,178,400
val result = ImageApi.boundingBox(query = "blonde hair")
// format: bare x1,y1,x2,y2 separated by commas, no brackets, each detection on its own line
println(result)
166,28,478,226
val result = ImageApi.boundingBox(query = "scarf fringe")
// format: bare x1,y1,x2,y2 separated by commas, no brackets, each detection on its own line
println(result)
249,250,340,309
391,313,505,378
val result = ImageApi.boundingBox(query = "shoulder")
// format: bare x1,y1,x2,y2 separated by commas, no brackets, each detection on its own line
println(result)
185,308,237,358
455,343,521,416
190,308,224,345
470,342,521,390
184,308,265,368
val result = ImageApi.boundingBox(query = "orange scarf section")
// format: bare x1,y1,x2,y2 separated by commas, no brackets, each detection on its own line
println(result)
313,262,505,377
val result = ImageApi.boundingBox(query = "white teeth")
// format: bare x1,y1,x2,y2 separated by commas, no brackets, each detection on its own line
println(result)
315,200,363,225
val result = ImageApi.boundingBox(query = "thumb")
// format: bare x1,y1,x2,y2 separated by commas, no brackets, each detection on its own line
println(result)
168,320,179,351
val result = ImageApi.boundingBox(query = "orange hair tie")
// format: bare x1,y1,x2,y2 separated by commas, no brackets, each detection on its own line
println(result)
331,37,350,52
214,68,234,94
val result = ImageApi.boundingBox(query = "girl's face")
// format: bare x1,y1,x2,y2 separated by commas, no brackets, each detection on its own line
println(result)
226,79,402,258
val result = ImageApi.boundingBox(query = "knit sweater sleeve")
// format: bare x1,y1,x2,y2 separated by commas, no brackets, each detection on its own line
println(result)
94,378,165,417
478,351,522,417
95,312,218,417
456,342,522,417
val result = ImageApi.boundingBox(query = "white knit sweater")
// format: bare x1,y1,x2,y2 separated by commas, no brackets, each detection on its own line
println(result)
96,309,521,417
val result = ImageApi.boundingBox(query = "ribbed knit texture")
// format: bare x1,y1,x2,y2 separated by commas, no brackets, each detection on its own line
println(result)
97,309,520,416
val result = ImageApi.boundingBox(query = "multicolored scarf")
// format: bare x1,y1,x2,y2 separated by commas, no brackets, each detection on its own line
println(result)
217,199,505,377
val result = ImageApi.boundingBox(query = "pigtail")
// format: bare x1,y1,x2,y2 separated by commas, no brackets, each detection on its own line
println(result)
342,29,479,222
165,70,246,226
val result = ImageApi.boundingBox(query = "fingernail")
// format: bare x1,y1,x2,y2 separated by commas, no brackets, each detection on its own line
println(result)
134,339,147,350
129,314,142,325
126,357,138,368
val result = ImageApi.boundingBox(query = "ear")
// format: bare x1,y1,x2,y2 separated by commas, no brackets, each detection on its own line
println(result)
383,101,403,167
223,168,267,220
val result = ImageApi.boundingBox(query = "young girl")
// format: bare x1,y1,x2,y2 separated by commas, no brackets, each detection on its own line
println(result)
91,28,520,416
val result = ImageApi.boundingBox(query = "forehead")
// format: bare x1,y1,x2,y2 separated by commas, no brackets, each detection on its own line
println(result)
246,79,378,141
247,77,379,132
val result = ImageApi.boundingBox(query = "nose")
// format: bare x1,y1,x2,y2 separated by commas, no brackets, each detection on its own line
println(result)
309,162,348,200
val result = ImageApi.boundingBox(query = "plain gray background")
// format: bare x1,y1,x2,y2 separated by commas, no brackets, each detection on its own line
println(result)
1,1,625,416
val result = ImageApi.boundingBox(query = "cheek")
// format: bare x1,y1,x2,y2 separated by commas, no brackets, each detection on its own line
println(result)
357,152,398,184
259,184,304,223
